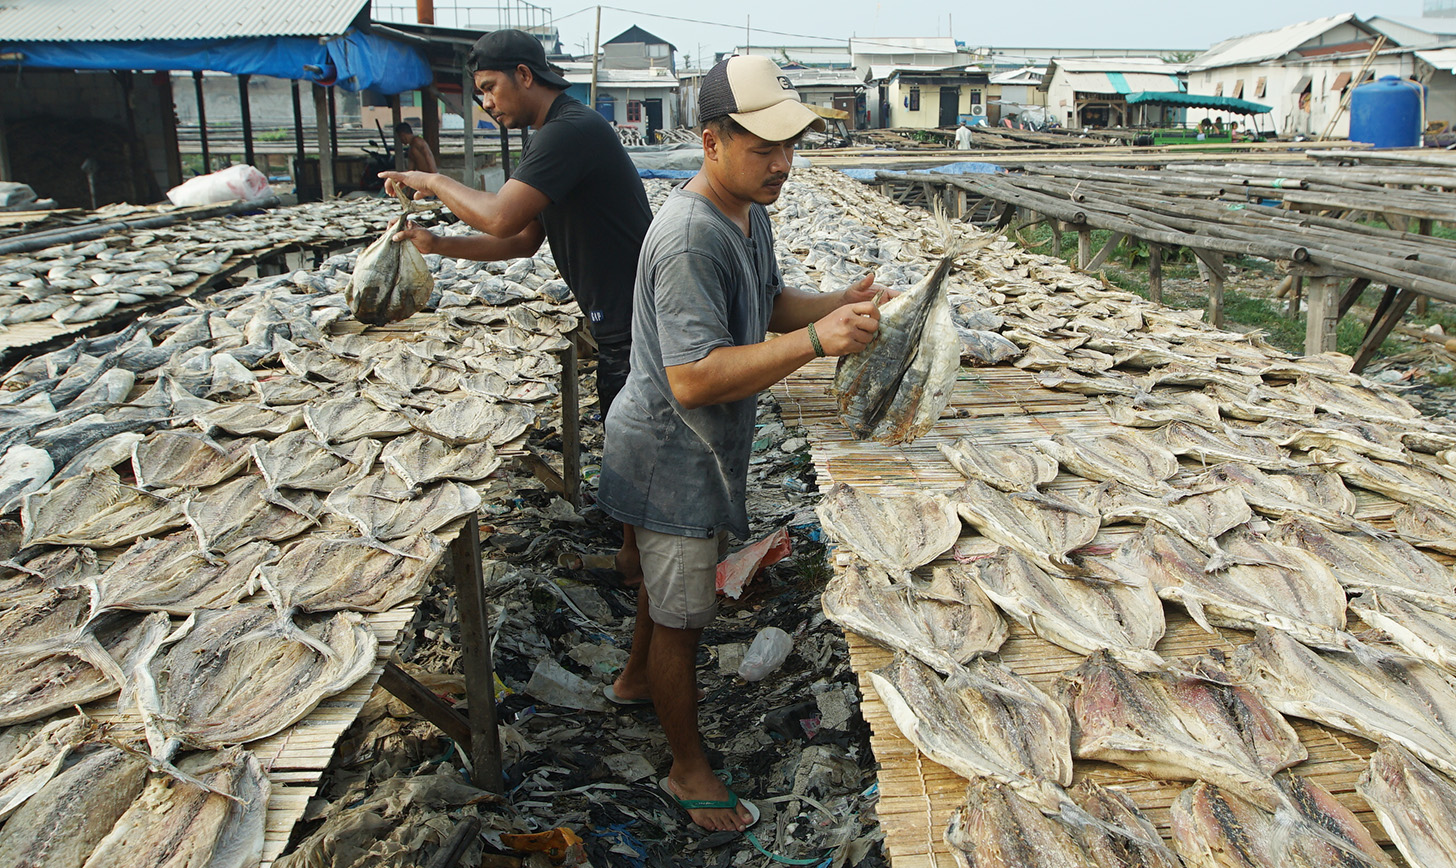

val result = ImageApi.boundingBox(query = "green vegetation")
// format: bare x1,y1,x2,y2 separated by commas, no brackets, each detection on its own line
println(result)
1013,223,1403,359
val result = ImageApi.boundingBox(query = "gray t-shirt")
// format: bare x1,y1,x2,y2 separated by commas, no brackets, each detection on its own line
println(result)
597,189,782,539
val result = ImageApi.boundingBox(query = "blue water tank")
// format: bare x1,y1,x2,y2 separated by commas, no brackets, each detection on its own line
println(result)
1349,76,1425,148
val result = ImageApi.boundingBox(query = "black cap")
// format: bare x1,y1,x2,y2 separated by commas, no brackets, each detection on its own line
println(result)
467,29,570,89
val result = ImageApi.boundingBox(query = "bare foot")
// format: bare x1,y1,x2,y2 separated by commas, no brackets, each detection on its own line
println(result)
610,676,704,704
663,772,755,832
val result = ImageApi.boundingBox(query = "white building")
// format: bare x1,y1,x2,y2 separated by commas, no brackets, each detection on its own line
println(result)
850,37,972,75
1040,58,1186,129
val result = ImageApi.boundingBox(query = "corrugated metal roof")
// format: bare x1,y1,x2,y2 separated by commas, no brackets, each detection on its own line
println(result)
1189,13,1358,71
1050,58,1183,74
0,0,366,42
1417,47,1456,72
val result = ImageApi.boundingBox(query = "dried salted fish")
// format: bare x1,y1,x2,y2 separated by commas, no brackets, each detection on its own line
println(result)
833,247,962,444
818,481,962,570
1059,652,1305,810
138,604,377,753
252,374,326,407
951,479,1100,576
1193,462,1360,528
198,401,303,438
1349,592,1456,672
1357,744,1456,868
966,548,1165,670
1034,367,1142,397
408,396,534,447
0,444,52,515
1293,374,1420,425
0,745,150,868
131,430,253,491
1084,480,1251,570
1265,516,1455,611
347,207,434,325
0,546,99,611
326,475,482,546
21,469,184,549
1116,525,1348,648
1392,504,1456,555
1260,351,1360,384
251,429,380,495
1204,383,1317,425
945,779,1180,868
183,475,320,557
80,746,270,868
868,652,1071,811
372,349,460,393
281,346,374,384
821,560,1005,673
304,394,414,445
53,431,145,482
0,603,170,727
1098,389,1222,429
93,532,277,616
1034,429,1178,494
1170,775,1397,868
260,533,446,614
0,716,91,822
381,431,502,492
1237,629,1456,779
1310,447,1456,517
1276,415,1409,463
1155,421,1291,470
938,437,1058,492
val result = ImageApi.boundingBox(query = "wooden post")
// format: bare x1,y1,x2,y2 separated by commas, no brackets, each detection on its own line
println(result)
238,75,255,167
421,86,440,157
1084,231,1126,271
1417,218,1433,316
558,330,580,507
461,60,476,190
1288,276,1302,318
1304,275,1340,355
451,516,504,794
1195,249,1226,328
193,70,210,174
1077,229,1092,269
312,85,335,200
1051,221,1062,257
1352,287,1418,371
390,95,405,171
290,80,305,175
1148,245,1162,304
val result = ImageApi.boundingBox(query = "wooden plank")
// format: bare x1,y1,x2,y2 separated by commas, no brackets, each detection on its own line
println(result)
1304,274,1341,355
1148,245,1163,304
453,516,505,794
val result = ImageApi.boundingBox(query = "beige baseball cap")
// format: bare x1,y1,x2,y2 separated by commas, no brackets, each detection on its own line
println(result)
699,55,826,141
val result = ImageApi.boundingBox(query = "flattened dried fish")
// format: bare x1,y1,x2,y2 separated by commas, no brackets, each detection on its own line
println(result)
966,548,1164,669
0,444,52,515
0,716,91,821
1236,629,1456,779
303,394,413,445
1357,744,1456,868
1311,447,1456,517
1294,374,1419,425
0,745,149,868
261,532,446,614
183,475,320,557
139,604,377,752
952,479,1100,576
408,396,533,447
1392,504,1456,556
1348,592,1456,672
325,475,482,547
198,401,303,438
94,532,277,616
1155,421,1291,470
833,249,962,444
21,469,184,549
821,559,1005,673
938,437,1059,492
1171,775,1397,868
1059,652,1305,810
380,431,501,491
868,652,1071,810
80,746,270,868
1193,463,1359,529
131,430,253,491
1034,429,1178,494
251,429,380,495
1098,389,1222,429
1084,480,1251,570
1265,516,1455,611
816,482,961,580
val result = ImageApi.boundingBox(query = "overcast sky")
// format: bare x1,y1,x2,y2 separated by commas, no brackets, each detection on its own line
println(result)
545,2,1429,66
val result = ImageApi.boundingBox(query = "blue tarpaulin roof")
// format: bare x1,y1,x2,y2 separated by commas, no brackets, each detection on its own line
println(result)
0,28,431,93
1125,91,1272,115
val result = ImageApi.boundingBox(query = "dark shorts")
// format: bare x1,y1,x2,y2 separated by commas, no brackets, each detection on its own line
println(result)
597,336,631,419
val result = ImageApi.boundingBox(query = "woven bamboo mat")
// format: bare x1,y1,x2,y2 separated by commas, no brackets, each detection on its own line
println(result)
772,358,1412,867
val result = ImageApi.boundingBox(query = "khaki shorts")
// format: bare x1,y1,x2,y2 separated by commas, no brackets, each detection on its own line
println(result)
637,526,729,630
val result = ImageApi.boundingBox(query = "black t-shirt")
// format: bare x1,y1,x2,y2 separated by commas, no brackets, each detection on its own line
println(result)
512,92,652,343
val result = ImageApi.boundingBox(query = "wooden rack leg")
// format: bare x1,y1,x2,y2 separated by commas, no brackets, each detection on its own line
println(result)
1352,287,1418,372
453,516,504,794
1288,276,1302,318
1077,229,1092,269
558,330,580,508
1148,245,1163,304
1193,249,1226,329
1084,232,1126,272
1337,277,1372,318
1304,275,1340,356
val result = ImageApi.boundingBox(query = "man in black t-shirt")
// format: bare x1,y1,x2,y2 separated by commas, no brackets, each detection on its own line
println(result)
380,28,652,583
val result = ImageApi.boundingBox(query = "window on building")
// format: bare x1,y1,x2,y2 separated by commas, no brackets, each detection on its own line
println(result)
1233,79,1244,99
1255,76,1267,98
1214,82,1224,97
627,100,642,122
969,91,982,105
909,86,920,110
1332,71,1352,92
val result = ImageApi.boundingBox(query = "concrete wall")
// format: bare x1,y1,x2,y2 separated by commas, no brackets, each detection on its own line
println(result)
885,79,986,128
0,68,173,205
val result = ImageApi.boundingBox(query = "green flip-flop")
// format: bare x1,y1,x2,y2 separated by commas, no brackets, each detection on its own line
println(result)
658,777,760,830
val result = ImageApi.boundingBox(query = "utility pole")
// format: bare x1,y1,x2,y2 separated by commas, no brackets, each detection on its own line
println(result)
589,6,601,111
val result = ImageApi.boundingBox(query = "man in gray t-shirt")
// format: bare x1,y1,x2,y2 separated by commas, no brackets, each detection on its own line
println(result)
597,55,891,833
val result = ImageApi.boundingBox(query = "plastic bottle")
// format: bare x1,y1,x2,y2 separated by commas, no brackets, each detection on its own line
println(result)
738,626,792,681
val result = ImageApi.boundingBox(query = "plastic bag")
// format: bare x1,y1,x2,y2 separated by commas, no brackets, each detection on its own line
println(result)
345,190,434,325
166,164,270,207
738,626,792,681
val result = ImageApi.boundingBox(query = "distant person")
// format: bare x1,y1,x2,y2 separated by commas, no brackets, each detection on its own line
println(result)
394,123,437,173
954,119,973,150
